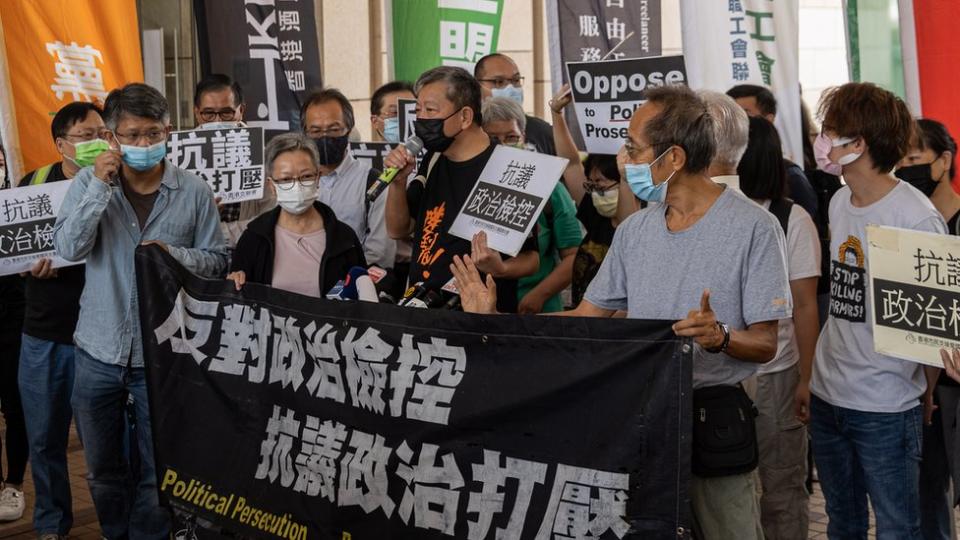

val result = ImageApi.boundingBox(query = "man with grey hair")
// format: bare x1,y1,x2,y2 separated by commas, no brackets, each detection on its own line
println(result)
54,82,226,538
698,90,750,191
383,66,539,312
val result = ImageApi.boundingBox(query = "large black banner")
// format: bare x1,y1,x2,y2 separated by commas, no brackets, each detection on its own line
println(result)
136,245,692,539
195,0,322,139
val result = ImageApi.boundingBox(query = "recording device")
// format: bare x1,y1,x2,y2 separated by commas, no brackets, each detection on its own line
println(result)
365,135,424,202
397,282,445,309
326,267,378,302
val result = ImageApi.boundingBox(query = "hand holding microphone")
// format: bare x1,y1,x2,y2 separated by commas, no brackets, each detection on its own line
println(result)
366,136,423,202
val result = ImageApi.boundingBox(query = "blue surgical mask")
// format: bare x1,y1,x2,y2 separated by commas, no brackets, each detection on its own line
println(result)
625,148,675,203
491,84,523,105
121,141,167,171
382,117,400,143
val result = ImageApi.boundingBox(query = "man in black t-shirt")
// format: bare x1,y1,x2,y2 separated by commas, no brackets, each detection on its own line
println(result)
383,66,539,312
15,102,102,536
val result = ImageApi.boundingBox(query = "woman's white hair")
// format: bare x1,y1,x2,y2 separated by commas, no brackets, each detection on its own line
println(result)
697,89,750,169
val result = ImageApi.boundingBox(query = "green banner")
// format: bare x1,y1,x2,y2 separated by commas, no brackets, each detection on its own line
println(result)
391,0,504,83
846,0,905,99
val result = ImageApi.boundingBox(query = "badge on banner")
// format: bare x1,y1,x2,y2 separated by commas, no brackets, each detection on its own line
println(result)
448,145,567,257
0,182,82,276
167,126,266,204
867,224,960,367
565,55,687,155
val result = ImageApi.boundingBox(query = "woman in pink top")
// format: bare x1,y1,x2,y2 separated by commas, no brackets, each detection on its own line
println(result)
227,132,365,297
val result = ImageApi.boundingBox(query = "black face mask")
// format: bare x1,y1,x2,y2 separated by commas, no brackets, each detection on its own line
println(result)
895,163,938,197
414,108,463,153
312,134,350,166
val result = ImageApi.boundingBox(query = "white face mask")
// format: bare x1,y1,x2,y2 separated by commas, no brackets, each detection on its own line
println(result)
275,182,318,215
591,187,619,218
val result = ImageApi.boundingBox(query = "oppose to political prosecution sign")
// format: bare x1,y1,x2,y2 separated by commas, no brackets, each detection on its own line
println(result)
449,146,568,257
0,182,80,276
867,225,960,367
136,245,693,539
167,126,266,204
566,56,687,155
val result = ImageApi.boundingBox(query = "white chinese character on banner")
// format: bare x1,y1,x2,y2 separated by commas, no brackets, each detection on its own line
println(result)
154,289,219,364
211,303,270,383
440,21,494,69
294,415,348,501
285,70,306,92
342,327,394,414
210,130,253,170
280,39,304,62
303,321,348,403
389,334,467,425
168,132,208,170
580,47,602,62
31,222,54,251
268,313,307,391
579,16,600,37
278,10,301,31
338,430,396,516
45,41,108,102
396,441,465,535
468,450,548,540
536,464,631,539
606,17,627,42
607,0,625,7
255,406,301,488
438,0,499,14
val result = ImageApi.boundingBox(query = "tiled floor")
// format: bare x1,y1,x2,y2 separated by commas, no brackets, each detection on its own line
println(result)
0,424,956,539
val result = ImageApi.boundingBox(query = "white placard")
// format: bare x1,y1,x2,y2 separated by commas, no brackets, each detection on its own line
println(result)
449,146,567,257
0,181,82,276
867,224,960,367
167,126,265,204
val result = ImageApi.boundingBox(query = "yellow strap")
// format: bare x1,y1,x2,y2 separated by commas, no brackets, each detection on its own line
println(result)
29,164,54,185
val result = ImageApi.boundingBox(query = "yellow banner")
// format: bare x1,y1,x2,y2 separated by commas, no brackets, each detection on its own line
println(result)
0,0,143,174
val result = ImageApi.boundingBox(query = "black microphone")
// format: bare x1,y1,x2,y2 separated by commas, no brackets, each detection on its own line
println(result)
365,136,423,203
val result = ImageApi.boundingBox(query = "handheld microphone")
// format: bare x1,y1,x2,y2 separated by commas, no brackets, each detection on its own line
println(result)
365,136,423,203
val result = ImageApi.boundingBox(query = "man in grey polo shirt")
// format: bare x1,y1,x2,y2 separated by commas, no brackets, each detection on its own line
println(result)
301,88,395,270
453,85,792,539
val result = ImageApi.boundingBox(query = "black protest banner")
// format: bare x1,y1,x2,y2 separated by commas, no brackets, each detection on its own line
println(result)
349,142,395,174
195,0,321,139
136,245,692,539
566,56,686,155
547,0,662,149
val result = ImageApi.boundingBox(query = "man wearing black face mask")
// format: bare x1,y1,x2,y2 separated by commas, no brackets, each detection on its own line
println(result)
383,66,539,312
897,118,960,234
302,88,395,269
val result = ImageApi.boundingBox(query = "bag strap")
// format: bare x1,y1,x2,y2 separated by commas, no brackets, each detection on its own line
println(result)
30,164,54,186
768,198,793,236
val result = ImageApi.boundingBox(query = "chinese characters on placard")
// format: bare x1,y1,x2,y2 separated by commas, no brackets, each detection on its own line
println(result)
577,0,632,61
46,41,108,103
167,127,265,203
874,247,960,345
728,1,776,84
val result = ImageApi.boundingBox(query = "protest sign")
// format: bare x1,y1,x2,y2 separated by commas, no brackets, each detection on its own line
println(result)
565,56,687,154
350,142,395,174
867,224,960,367
449,146,568,257
398,98,418,143
0,181,79,276
137,244,693,539
167,126,265,204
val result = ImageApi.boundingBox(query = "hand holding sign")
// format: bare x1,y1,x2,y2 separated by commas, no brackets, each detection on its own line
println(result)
672,290,724,350
471,231,506,278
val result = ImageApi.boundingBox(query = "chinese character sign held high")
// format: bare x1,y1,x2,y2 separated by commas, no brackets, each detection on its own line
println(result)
0,182,81,276
167,127,266,204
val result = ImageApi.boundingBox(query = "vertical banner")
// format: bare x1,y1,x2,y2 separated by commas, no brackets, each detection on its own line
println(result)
679,0,802,163
136,245,693,539
195,0,322,140
0,0,143,178
546,0,663,150
389,0,504,83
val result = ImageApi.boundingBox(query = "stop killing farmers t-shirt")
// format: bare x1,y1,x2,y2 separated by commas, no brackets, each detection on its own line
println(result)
811,180,946,413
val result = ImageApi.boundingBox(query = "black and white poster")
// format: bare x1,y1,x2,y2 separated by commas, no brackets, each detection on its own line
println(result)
167,126,266,203
0,182,79,276
349,141,395,174
136,245,693,539
195,0,322,139
547,0,663,149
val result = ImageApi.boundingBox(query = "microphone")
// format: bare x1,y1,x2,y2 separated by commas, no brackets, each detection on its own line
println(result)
352,268,379,302
365,136,423,202
397,282,445,309
326,267,371,301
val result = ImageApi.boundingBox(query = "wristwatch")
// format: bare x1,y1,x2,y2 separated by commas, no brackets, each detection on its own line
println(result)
704,322,731,354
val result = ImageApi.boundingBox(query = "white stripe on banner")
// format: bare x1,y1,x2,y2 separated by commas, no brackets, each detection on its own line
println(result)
0,14,23,184
679,0,802,163
898,0,922,116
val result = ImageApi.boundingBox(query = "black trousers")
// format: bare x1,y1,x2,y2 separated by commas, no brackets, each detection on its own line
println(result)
0,332,27,485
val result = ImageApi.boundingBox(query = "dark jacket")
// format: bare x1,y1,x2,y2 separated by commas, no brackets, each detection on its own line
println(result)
230,201,367,296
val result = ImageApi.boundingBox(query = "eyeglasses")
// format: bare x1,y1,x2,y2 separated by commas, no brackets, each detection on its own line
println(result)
494,134,523,145
198,108,239,122
623,140,667,161
63,130,110,142
305,126,349,138
478,75,524,89
271,174,319,190
113,130,166,145
583,181,619,194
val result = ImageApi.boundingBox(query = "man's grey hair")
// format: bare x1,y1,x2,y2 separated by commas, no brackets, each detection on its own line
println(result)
698,90,749,168
415,66,483,124
265,132,319,177
481,97,526,132
103,83,170,131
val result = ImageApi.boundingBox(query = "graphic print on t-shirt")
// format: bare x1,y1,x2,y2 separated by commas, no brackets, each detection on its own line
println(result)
830,235,866,322
417,201,446,280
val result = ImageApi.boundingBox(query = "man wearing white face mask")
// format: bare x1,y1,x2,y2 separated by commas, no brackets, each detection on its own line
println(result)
474,53,556,156
227,132,366,296
193,74,276,249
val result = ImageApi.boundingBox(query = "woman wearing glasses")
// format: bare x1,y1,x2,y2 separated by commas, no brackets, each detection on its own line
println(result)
227,132,365,297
